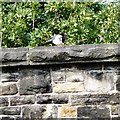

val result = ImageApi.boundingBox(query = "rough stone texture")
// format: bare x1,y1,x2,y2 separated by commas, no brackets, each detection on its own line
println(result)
19,69,51,95
1,117,14,120
66,67,85,82
1,44,120,66
0,83,18,95
77,106,110,119
22,105,46,119
0,44,120,119
111,105,120,115
37,94,68,104
52,95,68,104
51,68,66,82
116,75,120,91
0,97,9,107
84,71,116,92
112,117,120,120
58,105,77,118
71,93,120,105
29,44,120,65
53,82,84,93
104,62,120,71
0,107,21,115
10,95,35,106
1,73,20,82
43,105,58,118
1,48,28,66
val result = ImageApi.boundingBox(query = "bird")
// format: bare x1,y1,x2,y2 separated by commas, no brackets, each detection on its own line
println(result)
38,31,66,46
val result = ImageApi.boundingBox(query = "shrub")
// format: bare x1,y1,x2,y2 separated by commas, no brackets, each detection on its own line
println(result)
2,2,119,48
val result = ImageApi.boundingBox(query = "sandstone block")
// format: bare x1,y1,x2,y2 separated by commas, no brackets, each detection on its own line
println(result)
29,44,120,65
19,69,51,95
0,107,21,115
66,67,85,82
2,48,28,66
43,105,58,118
112,117,120,120
51,68,66,82
0,83,18,95
52,95,68,104
0,97,9,107
71,94,109,105
58,105,77,118
22,105,46,119
1,73,20,82
77,106,110,119
116,75,120,91
71,93,120,105
111,105,120,115
53,82,84,93
37,94,68,104
1,117,14,120
10,95,35,106
104,62,120,71
109,93,120,105
84,71,116,92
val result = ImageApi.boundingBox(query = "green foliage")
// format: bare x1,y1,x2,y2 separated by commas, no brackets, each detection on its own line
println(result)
2,2,120,48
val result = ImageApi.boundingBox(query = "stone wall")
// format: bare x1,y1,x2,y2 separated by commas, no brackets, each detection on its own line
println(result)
0,44,120,120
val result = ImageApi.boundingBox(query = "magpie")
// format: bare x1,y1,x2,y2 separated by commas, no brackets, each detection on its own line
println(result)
38,32,66,46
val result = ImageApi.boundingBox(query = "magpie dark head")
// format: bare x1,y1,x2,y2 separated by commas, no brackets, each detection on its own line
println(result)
60,32,66,43
52,29,60,35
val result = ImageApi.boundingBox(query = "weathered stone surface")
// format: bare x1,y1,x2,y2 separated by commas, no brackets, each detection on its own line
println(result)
15,117,23,120
116,76,120,91
109,93,120,105
0,44,120,66
29,44,120,65
0,83,18,95
84,71,116,92
22,105,58,119
111,105,120,115
1,72,20,82
0,97,9,107
58,105,77,117
77,106,110,119
71,94,109,105
50,105,58,118
71,93,120,105
1,117,14,120
53,82,84,93
37,95,52,104
0,107,21,115
19,69,51,95
10,95,35,106
112,117,120,120
37,94,68,104
104,62,120,71
1,48,28,66
29,47,71,63
51,68,66,82
52,95,68,104
66,67,85,82
22,105,46,119
0,44,120,119
43,105,58,118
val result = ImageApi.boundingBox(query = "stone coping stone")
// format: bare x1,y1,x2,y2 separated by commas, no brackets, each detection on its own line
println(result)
1,44,120,66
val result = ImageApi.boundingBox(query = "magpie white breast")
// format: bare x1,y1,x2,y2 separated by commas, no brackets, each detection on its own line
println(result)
39,32,66,46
